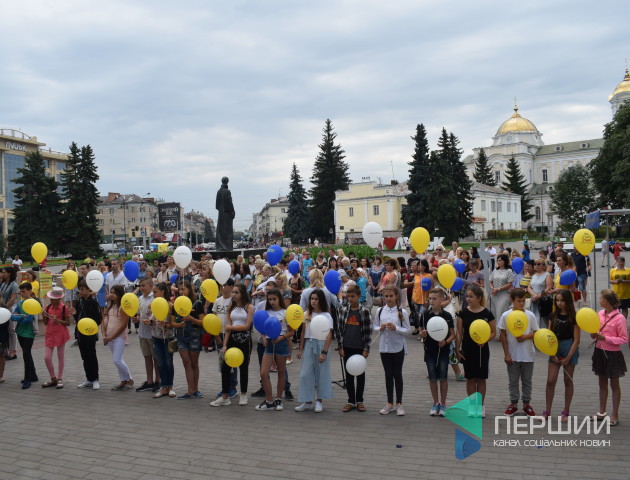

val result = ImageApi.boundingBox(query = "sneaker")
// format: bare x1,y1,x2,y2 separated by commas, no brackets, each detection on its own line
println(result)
77,381,93,389
22,381,31,390
152,383,160,393
523,404,536,417
294,402,315,412
92,381,101,390
504,403,518,416
192,391,204,398
177,393,194,399
251,387,265,398
275,399,284,411
135,381,154,392
438,404,447,416
430,403,440,416
396,405,406,416
239,394,248,406
482,406,486,418
228,388,238,399
455,373,464,382
380,404,396,415
254,400,275,411
210,397,231,407
284,390,294,401
314,401,323,413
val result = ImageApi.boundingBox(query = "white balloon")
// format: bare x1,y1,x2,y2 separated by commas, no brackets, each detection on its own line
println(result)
173,246,192,269
0,307,10,324
213,259,231,285
362,222,383,248
86,270,104,293
345,354,367,376
310,314,331,341
426,316,449,341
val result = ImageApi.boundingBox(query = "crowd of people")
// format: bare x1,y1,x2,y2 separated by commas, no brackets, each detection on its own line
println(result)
0,241,627,424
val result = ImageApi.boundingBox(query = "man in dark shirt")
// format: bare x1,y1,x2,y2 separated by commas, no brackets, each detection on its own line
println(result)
570,251,591,305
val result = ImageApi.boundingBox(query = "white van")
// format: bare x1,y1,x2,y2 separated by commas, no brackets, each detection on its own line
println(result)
100,243,119,254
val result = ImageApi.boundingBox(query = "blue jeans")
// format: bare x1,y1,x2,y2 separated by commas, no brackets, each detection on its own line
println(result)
153,337,174,388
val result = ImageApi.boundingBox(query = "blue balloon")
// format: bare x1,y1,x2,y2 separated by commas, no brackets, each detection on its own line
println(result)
170,273,179,284
264,317,282,340
267,245,283,266
451,277,464,292
123,261,139,282
421,277,432,291
288,259,300,275
324,270,342,294
253,310,269,335
512,257,524,275
559,269,577,286
453,259,466,274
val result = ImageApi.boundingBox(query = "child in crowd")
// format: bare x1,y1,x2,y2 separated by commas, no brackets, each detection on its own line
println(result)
73,279,102,390
11,283,38,389
103,284,134,391
42,287,71,389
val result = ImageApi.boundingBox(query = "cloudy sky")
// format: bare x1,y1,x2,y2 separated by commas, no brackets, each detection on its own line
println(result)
2,1,628,230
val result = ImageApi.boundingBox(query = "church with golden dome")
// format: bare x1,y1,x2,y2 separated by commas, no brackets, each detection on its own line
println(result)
464,67,630,234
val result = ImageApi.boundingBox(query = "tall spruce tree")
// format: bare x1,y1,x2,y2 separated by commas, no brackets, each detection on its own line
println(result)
283,163,311,243
501,156,533,223
473,148,495,186
10,151,62,258
59,143,102,258
425,149,458,242
309,119,350,241
445,131,474,239
401,124,431,236
204,219,215,242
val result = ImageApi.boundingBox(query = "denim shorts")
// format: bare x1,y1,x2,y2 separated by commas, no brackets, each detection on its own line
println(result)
425,353,449,382
549,339,579,366
264,338,289,357
577,273,587,291
177,330,202,352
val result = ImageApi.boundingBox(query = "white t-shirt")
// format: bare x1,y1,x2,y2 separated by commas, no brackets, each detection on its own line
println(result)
304,312,334,339
106,271,128,291
12,259,22,268
497,308,539,362
486,247,497,257
213,296,233,329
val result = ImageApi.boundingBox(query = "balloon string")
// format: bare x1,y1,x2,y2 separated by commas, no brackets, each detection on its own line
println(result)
371,331,382,345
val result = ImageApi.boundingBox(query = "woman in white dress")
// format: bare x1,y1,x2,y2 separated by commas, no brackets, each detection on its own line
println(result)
489,254,514,321
528,259,553,327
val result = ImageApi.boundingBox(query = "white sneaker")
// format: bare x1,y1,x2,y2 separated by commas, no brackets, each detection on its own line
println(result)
210,397,231,407
482,406,486,418
314,401,323,413
77,381,93,389
294,402,314,412
380,404,396,415
396,405,405,416
239,394,248,406
430,403,439,416
92,381,100,390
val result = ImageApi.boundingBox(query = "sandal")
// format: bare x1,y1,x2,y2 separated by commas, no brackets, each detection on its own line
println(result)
560,411,569,423
111,383,126,391
356,403,366,412
342,403,355,412
122,380,135,391
42,380,58,388
56,381,64,389
591,412,607,420
542,410,550,419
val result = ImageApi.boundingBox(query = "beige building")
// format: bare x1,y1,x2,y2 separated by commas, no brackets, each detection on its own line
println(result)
97,193,159,249
253,196,289,242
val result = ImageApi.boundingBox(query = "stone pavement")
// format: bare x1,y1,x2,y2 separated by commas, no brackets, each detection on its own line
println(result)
1,317,628,480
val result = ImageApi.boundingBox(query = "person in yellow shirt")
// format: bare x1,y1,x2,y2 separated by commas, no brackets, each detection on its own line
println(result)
610,256,630,319
22,270,39,298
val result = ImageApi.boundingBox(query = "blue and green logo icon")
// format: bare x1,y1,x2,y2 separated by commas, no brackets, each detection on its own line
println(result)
444,393,483,460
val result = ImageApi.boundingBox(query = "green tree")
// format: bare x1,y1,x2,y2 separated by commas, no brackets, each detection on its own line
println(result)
10,151,62,258
590,102,630,207
473,148,496,186
284,163,311,243
425,149,458,242
401,124,431,236
309,119,350,241
204,219,215,242
444,131,474,239
550,164,598,233
59,143,102,258
501,156,533,223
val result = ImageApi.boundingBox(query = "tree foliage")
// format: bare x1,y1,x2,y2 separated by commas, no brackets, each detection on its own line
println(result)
401,124,430,236
444,131,474,239
284,163,311,243
425,149,459,242
473,148,496,186
501,156,533,223
204,219,215,242
550,164,598,233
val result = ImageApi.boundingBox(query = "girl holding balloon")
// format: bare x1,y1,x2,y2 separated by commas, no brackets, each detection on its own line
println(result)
103,285,134,391
150,282,176,398
551,253,575,294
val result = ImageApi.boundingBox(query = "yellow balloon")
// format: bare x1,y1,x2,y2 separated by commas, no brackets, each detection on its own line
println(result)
31,242,48,264
62,270,78,290
121,293,139,317
286,304,304,330
77,317,99,336
576,307,600,334
23,298,42,315
437,264,456,289
174,296,192,317
573,228,596,256
200,279,219,303
202,313,222,335
469,319,491,345
506,310,529,337
151,297,169,322
409,227,430,253
534,328,559,356
225,347,244,368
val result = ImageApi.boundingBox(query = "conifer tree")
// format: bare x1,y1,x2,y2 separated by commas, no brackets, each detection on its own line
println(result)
501,156,533,223
425,149,458,242
446,132,474,238
284,163,311,243
473,148,495,186
401,124,430,236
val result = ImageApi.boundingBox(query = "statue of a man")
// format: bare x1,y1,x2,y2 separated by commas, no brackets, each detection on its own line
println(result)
215,177,235,250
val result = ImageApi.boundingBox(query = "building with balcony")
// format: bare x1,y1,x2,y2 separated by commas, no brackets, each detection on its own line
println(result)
253,197,289,242
97,193,158,249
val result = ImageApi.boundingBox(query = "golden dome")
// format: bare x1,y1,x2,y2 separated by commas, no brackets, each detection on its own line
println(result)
609,67,630,100
496,105,538,135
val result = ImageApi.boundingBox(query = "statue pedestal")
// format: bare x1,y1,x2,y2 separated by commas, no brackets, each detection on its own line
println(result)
192,247,269,261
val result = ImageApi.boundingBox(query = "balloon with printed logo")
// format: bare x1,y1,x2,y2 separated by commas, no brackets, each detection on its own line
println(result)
0,307,12,324
86,270,104,292
200,279,219,302
310,314,331,341
173,246,193,269
469,319,491,345
421,277,432,291
173,296,192,317
286,304,304,330
559,269,577,286
225,347,244,368
23,299,42,316
253,310,269,335
345,354,367,376
266,245,283,266
573,228,596,256
451,277,464,292
62,270,78,290
453,259,466,274
426,316,449,341
324,270,342,294
506,310,529,337
409,227,430,253
437,264,456,289
31,242,47,264
202,313,222,335
77,318,99,336
362,222,383,248
151,297,169,322
264,317,282,340
576,307,600,334
511,257,524,275
534,328,558,356
121,293,139,317
213,259,231,285
123,261,139,282
288,260,300,275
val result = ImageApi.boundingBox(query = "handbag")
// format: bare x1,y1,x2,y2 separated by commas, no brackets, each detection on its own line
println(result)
573,290,582,301
538,295,554,318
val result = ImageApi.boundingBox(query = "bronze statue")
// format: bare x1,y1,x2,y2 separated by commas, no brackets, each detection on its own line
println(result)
216,177,235,250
